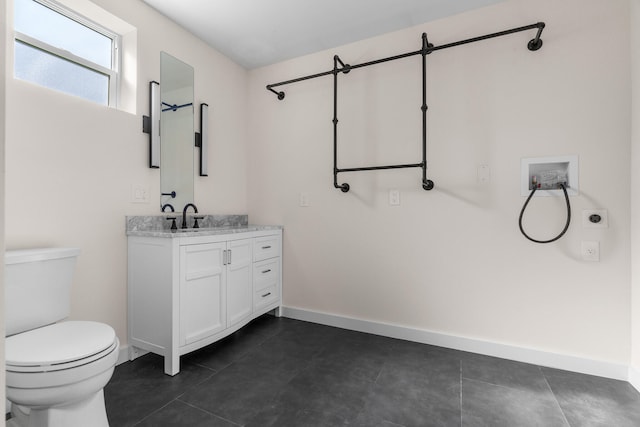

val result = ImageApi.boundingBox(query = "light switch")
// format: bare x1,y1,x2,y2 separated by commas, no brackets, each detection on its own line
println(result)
299,192,310,207
389,190,400,206
132,184,150,203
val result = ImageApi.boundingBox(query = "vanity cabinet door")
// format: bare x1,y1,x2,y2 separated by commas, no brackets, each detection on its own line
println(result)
180,242,227,345
226,238,253,327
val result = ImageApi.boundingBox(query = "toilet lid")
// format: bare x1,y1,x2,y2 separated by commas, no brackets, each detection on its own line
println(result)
6,321,116,368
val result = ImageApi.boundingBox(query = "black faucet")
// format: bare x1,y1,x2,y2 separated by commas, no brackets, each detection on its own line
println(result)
162,203,175,212
182,203,198,229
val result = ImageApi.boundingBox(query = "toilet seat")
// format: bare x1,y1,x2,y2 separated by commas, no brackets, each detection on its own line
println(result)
6,321,117,373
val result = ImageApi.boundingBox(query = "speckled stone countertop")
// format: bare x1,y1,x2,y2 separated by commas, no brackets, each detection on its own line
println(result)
126,215,282,238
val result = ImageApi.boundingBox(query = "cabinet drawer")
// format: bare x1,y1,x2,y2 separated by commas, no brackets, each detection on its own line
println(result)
253,236,280,262
253,259,279,292
254,285,278,311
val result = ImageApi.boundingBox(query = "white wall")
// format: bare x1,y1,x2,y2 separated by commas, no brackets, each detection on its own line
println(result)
1,0,6,416
3,0,636,380
631,0,640,375
4,0,248,348
248,0,632,366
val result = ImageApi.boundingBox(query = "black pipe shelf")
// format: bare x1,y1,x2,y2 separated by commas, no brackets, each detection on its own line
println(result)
266,22,546,192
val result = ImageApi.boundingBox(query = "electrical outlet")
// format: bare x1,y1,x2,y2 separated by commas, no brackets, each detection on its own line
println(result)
389,190,400,206
477,164,490,184
581,241,600,262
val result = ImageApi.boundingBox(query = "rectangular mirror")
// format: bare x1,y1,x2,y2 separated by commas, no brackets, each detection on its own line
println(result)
160,52,194,211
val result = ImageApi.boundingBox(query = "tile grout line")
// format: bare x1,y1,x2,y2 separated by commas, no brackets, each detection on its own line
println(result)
540,366,573,427
176,398,243,426
130,399,177,427
459,360,463,427
130,363,220,426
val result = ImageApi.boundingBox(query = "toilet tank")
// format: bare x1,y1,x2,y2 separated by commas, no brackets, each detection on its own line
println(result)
5,248,80,336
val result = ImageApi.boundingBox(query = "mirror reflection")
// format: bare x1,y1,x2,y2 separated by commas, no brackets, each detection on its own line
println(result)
160,51,194,212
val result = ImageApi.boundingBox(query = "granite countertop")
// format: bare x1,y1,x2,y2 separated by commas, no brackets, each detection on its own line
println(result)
126,224,282,238
126,214,281,238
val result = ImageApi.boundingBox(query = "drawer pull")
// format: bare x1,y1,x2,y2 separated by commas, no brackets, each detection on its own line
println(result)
261,245,272,249
261,292,271,298
261,269,272,274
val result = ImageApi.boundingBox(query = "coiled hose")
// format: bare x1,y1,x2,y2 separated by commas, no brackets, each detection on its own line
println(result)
518,183,571,244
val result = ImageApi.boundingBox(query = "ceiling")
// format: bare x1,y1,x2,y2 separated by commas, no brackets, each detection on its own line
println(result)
143,0,509,70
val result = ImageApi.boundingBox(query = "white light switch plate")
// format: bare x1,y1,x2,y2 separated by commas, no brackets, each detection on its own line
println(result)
299,192,310,207
389,190,400,206
581,241,600,262
132,184,150,203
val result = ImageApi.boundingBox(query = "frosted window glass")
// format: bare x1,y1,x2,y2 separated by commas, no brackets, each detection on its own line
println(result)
14,0,112,69
15,40,109,105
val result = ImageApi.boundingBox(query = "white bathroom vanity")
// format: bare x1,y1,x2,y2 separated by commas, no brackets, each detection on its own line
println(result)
127,221,282,375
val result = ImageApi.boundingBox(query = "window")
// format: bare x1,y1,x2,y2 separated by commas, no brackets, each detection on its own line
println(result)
14,0,119,106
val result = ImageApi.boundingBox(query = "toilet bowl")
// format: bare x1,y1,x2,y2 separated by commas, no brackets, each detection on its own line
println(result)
5,248,120,427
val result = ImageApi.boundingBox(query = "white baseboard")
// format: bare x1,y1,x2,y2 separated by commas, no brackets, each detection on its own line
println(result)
281,306,630,382
117,345,132,366
629,365,640,392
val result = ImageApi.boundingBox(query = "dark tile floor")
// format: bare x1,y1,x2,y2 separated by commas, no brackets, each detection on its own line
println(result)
105,315,640,427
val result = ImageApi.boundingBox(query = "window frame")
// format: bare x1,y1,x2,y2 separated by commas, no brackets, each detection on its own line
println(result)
13,0,122,107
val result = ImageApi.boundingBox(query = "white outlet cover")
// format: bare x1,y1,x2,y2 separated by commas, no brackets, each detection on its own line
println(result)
582,209,608,228
581,241,600,262
477,164,490,184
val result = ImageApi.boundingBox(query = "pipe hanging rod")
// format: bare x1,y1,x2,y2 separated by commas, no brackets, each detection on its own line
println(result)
338,163,424,173
268,21,545,193
265,22,545,99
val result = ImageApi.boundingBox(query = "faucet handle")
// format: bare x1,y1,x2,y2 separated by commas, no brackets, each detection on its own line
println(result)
193,216,204,229
166,217,177,231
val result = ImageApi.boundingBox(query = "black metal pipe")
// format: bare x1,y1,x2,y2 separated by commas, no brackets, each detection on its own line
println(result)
333,56,350,192
266,22,545,99
266,86,285,100
267,69,334,89
268,22,545,193
421,33,434,191
337,163,424,173
528,22,545,51
428,22,545,53
347,49,423,72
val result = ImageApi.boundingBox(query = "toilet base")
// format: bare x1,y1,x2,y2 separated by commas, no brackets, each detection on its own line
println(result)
8,390,109,427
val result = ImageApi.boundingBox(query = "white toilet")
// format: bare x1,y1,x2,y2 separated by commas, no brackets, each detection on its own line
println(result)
5,248,120,427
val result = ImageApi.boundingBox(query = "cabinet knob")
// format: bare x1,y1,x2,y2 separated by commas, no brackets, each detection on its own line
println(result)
261,269,271,274
262,245,272,249
262,292,271,298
